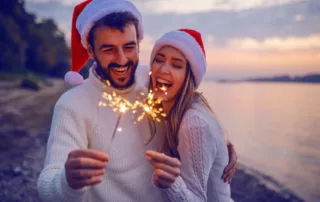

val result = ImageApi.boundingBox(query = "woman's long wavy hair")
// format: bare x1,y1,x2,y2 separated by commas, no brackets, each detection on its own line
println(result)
147,59,216,159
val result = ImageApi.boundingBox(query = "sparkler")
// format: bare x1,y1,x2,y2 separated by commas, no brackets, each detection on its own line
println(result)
100,78,168,151
99,80,167,127
99,78,168,152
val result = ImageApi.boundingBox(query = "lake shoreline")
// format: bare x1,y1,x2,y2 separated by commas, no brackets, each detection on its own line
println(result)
0,79,305,202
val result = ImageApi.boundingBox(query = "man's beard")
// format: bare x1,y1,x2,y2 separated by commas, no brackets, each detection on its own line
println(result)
94,57,138,89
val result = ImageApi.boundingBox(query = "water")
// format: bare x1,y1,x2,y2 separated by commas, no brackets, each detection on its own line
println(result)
199,82,320,202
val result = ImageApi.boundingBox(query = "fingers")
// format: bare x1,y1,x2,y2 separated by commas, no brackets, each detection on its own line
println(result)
152,161,180,177
223,167,236,183
146,150,180,167
68,149,109,162
69,168,105,179
222,143,238,182
152,169,177,189
71,176,103,189
65,149,109,189
153,173,174,189
222,161,235,179
154,168,177,183
66,157,107,170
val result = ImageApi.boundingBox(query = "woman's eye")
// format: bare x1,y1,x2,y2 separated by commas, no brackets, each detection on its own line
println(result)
155,58,164,63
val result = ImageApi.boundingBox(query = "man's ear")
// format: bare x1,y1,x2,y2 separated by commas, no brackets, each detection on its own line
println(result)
87,44,95,60
137,42,140,53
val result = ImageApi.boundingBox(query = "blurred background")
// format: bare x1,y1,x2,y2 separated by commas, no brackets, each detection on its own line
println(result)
0,0,319,201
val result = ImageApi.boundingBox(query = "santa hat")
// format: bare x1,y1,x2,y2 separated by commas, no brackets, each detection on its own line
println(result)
65,0,144,85
150,29,206,88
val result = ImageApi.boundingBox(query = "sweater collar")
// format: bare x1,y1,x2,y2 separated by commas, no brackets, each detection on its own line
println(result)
88,63,137,95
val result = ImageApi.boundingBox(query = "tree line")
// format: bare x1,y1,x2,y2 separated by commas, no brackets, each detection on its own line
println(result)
0,0,70,78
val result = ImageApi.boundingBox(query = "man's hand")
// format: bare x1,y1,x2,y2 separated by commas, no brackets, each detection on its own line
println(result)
146,150,181,189
65,149,109,190
222,141,237,184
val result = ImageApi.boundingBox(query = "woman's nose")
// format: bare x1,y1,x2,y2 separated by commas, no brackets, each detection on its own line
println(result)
159,62,170,74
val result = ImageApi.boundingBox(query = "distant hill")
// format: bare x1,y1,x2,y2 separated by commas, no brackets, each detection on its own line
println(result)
218,73,320,83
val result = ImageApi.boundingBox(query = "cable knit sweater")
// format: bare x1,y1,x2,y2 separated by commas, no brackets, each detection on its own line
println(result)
37,66,167,202
164,99,232,202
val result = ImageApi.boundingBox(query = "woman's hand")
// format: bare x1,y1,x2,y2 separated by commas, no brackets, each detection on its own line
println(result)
146,150,181,189
222,140,238,183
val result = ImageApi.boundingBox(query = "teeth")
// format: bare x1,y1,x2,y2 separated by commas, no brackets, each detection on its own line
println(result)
156,78,171,85
114,67,128,72
113,67,128,74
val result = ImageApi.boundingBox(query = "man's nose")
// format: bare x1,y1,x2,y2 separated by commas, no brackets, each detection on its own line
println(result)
116,48,128,66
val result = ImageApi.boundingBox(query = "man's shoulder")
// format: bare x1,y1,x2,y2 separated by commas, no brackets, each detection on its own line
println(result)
56,81,94,109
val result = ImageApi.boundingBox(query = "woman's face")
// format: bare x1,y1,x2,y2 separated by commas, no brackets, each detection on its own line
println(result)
151,46,187,102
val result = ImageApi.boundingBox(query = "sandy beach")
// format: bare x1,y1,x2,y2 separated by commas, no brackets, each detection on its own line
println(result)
0,79,304,202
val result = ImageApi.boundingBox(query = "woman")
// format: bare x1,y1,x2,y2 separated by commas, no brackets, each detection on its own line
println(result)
145,29,233,201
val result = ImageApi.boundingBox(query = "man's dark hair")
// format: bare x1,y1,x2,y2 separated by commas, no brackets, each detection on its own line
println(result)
88,11,139,49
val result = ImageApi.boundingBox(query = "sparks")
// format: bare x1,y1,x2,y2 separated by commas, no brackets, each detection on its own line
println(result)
119,103,128,113
159,86,167,92
100,89,167,124
106,80,111,87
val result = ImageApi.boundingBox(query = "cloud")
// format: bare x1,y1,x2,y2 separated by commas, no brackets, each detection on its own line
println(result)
24,0,320,78
141,0,320,47
25,0,320,46
227,35,320,51
136,34,320,70
143,0,305,13
26,0,80,6
26,0,307,13
294,14,304,22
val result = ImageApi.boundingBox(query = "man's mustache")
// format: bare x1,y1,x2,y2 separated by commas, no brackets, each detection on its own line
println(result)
108,61,134,69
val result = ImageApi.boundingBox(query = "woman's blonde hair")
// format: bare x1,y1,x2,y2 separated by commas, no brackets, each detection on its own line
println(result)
147,60,216,159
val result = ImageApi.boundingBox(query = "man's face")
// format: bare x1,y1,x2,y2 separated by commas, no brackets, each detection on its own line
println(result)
87,24,139,89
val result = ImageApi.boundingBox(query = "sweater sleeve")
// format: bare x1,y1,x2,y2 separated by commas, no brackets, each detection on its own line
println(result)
37,102,90,202
164,109,218,202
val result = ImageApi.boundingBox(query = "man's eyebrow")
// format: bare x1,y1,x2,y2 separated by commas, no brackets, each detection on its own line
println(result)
99,44,114,50
124,41,136,46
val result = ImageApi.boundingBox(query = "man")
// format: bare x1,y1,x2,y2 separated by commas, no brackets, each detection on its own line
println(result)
37,0,237,201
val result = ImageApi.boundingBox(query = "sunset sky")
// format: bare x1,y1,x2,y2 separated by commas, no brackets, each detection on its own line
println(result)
25,0,320,79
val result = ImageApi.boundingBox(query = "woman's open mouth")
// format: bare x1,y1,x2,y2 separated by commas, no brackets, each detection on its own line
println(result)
156,77,172,92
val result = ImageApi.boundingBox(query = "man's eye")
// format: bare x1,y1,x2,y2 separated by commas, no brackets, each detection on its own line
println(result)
103,49,113,52
125,46,135,49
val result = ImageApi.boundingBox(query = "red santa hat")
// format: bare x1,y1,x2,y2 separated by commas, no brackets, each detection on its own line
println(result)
150,29,207,88
65,0,144,85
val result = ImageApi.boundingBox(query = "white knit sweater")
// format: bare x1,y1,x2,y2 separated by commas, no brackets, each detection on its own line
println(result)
164,99,232,202
37,66,167,202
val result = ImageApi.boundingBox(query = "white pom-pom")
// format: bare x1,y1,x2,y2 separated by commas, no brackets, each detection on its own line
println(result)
64,71,84,86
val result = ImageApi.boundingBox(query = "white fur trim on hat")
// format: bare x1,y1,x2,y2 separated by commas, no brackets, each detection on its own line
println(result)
150,31,207,88
76,0,143,49
64,71,84,86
